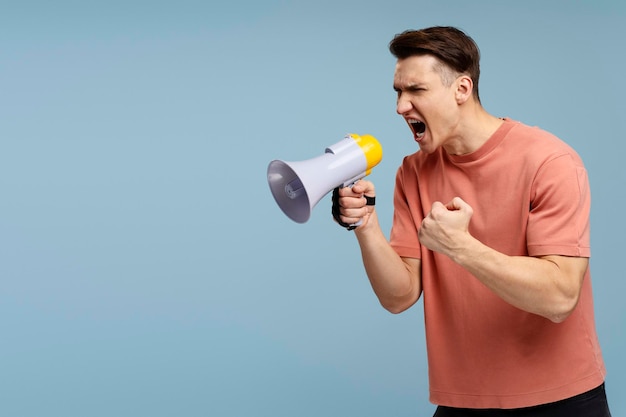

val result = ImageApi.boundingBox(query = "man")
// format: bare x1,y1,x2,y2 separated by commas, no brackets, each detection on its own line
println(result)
333,26,611,416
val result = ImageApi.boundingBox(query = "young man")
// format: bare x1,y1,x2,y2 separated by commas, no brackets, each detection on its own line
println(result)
333,26,611,416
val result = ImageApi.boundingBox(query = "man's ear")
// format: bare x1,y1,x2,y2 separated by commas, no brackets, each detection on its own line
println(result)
455,75,473,104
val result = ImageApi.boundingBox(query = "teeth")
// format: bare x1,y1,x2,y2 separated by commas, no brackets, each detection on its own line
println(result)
408,119,426,138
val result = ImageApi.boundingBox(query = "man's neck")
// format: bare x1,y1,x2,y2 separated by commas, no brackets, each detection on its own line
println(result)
443,106,504,156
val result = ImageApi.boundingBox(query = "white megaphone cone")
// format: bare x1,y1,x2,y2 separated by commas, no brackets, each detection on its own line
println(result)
267,133,383,223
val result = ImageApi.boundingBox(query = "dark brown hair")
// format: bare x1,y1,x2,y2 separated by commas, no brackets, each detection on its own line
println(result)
389,26,481,101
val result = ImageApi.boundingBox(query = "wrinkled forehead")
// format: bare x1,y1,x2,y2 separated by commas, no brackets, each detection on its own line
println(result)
393,55,442,86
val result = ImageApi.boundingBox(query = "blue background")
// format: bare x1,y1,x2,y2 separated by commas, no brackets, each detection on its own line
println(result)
1,1,624,416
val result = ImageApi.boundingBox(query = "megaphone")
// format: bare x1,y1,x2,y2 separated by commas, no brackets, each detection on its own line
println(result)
267,133,383,223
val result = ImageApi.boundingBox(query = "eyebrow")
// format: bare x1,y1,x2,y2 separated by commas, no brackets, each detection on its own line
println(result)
393,82,426,92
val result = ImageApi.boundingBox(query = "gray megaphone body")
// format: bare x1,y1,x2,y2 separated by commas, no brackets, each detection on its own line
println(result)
267,133,383,223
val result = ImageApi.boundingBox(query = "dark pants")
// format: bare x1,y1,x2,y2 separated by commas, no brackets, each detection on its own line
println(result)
433,383,611,417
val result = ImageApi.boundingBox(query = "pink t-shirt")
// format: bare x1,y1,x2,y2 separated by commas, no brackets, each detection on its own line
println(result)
390,119,606,409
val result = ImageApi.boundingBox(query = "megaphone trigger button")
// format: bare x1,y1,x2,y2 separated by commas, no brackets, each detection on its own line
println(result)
365,195,376,206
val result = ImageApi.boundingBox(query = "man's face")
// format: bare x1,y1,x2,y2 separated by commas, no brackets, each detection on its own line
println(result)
393,55,460,154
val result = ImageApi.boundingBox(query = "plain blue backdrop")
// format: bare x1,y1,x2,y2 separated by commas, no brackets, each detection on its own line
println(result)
1,1,624,416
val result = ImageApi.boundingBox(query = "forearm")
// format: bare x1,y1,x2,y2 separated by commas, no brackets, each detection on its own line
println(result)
452,235,586,323
355,210,421,314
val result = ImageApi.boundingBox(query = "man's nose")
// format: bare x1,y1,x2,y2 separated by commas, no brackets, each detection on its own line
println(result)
396,95,412,115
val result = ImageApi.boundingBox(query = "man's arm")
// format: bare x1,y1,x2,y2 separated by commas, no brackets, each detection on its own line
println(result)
419,197,588,323
336,180,422,314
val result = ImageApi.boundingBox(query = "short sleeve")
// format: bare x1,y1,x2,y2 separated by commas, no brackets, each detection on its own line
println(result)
390,163,423,259
527,153,591,257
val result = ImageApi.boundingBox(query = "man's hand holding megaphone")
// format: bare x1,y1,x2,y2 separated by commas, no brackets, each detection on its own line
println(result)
332,181,376,231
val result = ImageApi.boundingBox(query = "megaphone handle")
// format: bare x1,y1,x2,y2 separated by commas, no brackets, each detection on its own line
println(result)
332,184,376,231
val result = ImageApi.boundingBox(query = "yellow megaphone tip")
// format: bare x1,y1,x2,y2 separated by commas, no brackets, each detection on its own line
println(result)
349,133,383,171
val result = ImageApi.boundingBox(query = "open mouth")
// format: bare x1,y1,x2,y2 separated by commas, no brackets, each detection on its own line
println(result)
408,119,426,139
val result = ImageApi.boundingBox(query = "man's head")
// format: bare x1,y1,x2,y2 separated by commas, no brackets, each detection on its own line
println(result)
389,26,481,102
390,26,489,155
